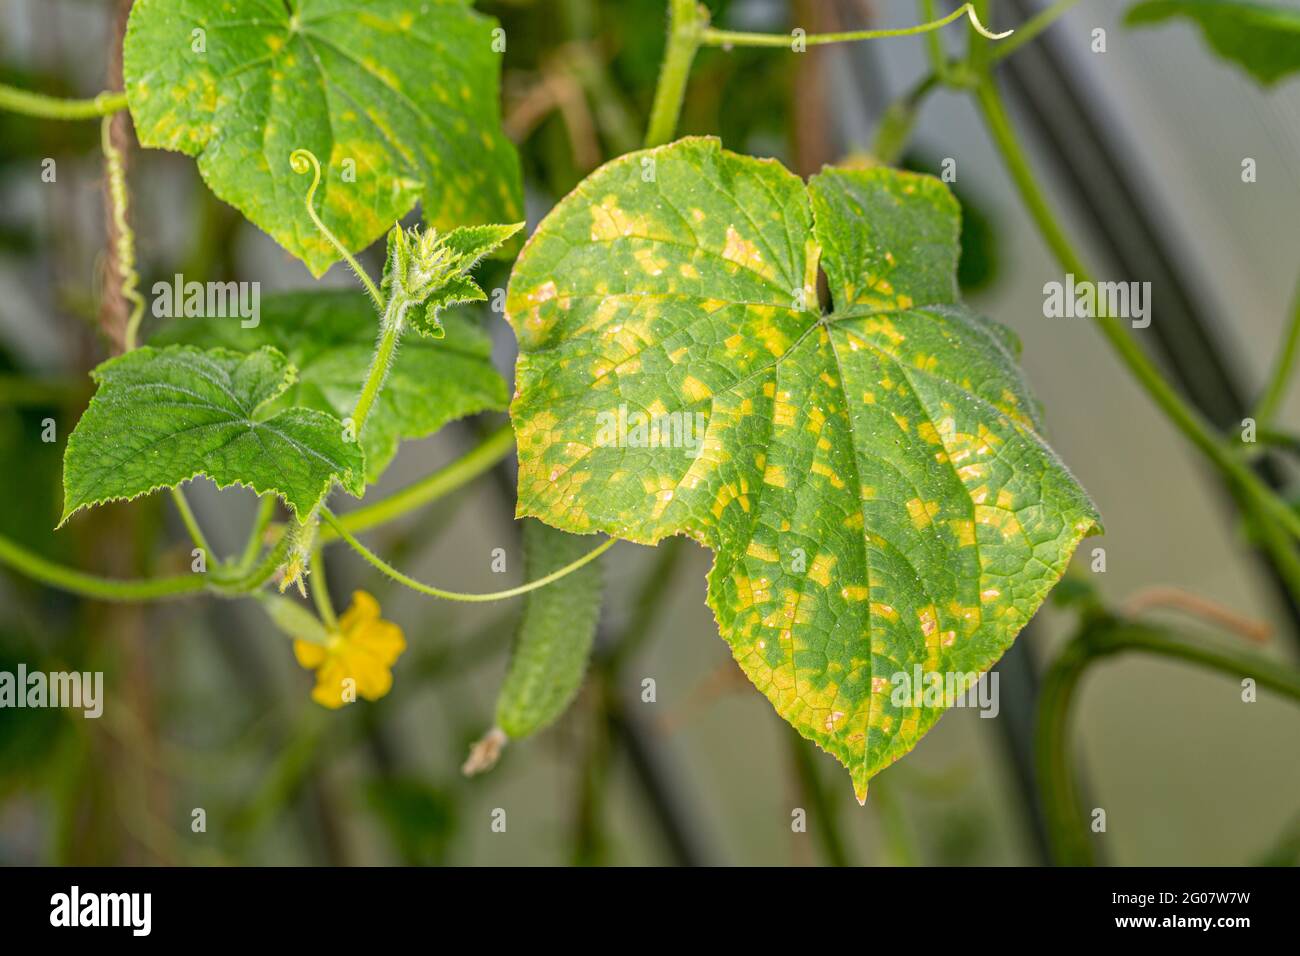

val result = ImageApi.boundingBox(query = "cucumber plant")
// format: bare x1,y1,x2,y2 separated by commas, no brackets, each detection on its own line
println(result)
1,0,1298,861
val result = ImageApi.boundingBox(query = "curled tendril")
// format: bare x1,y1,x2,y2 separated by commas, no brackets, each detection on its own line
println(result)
289,148,384,310
102,115,145,351
963,4,1013,41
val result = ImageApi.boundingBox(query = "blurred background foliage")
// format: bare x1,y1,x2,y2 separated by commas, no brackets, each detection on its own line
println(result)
0,0,1297,866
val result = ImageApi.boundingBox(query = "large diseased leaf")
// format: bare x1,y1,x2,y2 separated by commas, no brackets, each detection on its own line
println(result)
61,345,364,524
505,137,1100,801
1126,1,1300,86
153,291,508,482
495,519,604,740
123,0,523,277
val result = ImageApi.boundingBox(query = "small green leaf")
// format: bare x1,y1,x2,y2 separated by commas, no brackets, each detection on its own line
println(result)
122,0,523,277
61,344,364,524
505,137,1100,801
380,220,520,337
495,520,604,740
414,275,487,338
153,291,507,483
1126,1,1300,86
440,222,527,268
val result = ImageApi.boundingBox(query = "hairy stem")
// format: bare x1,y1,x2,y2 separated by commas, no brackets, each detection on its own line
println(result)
645,0,708,147
0,83,127,119
321,508,614,603
350,295,408,438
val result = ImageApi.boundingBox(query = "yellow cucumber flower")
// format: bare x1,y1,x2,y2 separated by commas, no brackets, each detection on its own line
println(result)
293,590,406,709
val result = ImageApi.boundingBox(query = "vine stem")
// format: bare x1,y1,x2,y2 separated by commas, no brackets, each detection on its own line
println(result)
288,148,384,309
972,76,1300,544
236,495,277,571
309,546,338,629
1038,619,1300,865
645,0,708,147
919,0,949,83
1252,271,1300,427
0,532,207,601
320,507,615,603
350,293,408,437
0,83,127,120
170,487,211,557
0,526,287,602
319,424,515,541
702,3,1010,48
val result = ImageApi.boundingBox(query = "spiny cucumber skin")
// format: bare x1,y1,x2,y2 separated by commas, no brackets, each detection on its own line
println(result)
495,520,604,739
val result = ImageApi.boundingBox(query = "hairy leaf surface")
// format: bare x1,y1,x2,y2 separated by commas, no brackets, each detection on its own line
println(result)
154,291,507,482
123,0,522,276
61,345,364,523
1127,0,1300,85
505,137,1100,800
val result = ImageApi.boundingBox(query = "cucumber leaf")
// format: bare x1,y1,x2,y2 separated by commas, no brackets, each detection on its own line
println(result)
61,344,364,524
505,137,1101,801
123,0,523,276
1126,1,1300,86
153,291,508,483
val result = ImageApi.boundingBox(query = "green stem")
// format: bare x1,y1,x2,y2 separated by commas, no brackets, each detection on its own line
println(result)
1253,272,1300,427
289,148,384,310
212,532,291,595
309,546,338,629
349,295,407,438
319,424,514,541
0,83,127,120
967,0,995,73
170,487,212,557
0,531,207,601
645,0,708,147
0,517,286,603
920,0,949,81
236,495,277,570
703,3,1009,48
973,76,1300,543
321,507,615,603
1039,619,1300,865
989,0,1079,63
873,72,940,166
